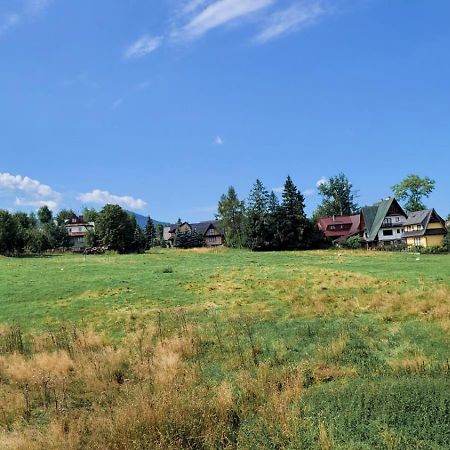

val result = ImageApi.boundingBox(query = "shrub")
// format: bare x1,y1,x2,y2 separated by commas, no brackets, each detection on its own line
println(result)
340,235,361,249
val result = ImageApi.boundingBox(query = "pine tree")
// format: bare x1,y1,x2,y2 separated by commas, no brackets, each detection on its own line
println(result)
217,186,246,248
246,179,270,250
267,191,281,250
278,176,307,250
144,217,156,249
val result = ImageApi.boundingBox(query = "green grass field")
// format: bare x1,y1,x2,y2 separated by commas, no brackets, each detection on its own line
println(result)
0,249,449,449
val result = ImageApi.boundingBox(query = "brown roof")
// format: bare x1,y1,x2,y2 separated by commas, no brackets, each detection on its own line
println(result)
317,214,362,239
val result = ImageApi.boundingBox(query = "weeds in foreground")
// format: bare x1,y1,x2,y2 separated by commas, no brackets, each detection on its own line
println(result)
0,318,448,450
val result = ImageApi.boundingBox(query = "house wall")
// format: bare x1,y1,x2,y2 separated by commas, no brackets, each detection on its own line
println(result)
179,224,192,233
406,235,444,248
377,227,404,242
425,235,445,247
163,227,172,241
427,222,443,230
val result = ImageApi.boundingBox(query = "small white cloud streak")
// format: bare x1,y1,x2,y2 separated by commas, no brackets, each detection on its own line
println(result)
25,0,53,16
272,186,283,194
113,97,124,109
15,198,58,210
304,188,315,196
254,0,330,44
316,176,327,187
0,14,20,35
78,190,147,210
0,0,52,37
124,35,162,59
181,0,209,15
215,135,224,145
180,0,274,40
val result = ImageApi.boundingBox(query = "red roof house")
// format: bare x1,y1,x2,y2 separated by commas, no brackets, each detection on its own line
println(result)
317,214,363,241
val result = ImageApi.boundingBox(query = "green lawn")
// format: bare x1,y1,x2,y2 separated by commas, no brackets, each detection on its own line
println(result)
0,249,449,449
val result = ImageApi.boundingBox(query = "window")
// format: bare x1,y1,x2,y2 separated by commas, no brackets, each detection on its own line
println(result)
383,218,392,226
397,229,401,234
414,237,421,247
383,229,393,236
208,228,215,236
395,217,400,222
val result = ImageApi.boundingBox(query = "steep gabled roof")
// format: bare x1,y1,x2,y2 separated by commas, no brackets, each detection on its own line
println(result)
403,209,447,237
362,198,406,242
404,209,432,228
169,220,223,236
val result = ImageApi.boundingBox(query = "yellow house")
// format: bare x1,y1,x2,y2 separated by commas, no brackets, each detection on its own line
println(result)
403,209,447,248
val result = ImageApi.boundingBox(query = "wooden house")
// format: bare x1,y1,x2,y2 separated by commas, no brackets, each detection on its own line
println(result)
317,214,363,243
164,221,224,247
361,198,407,248
403,209,447,248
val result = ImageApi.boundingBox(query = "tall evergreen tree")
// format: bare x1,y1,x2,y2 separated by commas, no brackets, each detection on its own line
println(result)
278,176,307,250
217,186,246,248
246,179,270,250
144,217,156,249
267,191,281,250
314,173,358,218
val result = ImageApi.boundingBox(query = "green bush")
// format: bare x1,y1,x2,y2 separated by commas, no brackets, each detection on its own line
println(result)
340,235,361,249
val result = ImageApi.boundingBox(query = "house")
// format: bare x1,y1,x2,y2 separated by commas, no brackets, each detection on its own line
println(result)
164,221,224,247
317,214,363,242
361,197,407,248
65,216,95,250
403,209,447,248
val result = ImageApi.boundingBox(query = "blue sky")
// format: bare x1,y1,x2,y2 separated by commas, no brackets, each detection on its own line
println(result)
1,0,449,222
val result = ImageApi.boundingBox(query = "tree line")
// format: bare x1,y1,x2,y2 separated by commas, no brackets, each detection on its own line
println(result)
0,204,164,256
217,173,446,251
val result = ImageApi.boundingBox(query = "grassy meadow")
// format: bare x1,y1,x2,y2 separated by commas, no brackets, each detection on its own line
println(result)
0,249,449,449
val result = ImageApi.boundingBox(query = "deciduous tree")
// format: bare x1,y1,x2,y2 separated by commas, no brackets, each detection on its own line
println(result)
392,175,435,212
314,173,358,218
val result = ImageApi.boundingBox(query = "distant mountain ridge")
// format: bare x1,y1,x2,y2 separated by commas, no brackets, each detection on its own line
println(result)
127,211,168,229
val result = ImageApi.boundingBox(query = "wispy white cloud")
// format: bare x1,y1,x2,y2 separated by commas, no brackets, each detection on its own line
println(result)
25,0,53,16
78,189,147,210
254,0,330,44
304,188,315,196
0,13,20,36
316,176,327,187
124,35,162,59
136,80,152,90
179,0,274,41
214,135,224,145
272,186,283,194
180,0,209,15
15,197,58,210
0,0,52,37
0,172,61,209
112,97,124,109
